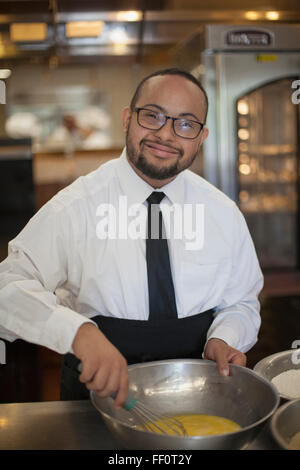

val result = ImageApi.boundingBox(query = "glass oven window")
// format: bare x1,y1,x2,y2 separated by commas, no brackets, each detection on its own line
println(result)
236,78,298,269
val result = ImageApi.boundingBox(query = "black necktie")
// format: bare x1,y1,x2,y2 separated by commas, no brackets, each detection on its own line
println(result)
146,191,178,320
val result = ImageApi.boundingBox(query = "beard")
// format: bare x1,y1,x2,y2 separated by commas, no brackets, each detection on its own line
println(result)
125,127,200,181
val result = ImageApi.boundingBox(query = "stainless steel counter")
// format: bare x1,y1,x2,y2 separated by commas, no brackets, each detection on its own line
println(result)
0,400,280,450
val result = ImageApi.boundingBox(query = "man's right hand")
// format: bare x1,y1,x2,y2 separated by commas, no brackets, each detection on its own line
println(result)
72,322,129,409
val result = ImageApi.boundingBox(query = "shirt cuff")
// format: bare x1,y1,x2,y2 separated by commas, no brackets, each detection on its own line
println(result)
206,325,240,350
40,305,97,354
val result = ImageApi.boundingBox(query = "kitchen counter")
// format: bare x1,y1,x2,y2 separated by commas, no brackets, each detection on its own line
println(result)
33,150,121,185
0,400,280,450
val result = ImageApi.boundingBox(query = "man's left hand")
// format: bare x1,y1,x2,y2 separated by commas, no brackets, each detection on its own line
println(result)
203,338,246,376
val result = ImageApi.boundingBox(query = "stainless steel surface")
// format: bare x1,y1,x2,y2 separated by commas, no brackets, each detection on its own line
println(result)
0,400,119,450
254,349,300,401
3,8,300,25
204,24,300,51
80,361,185,436
271,399,300,449
90,359,280,450
178,24,300,271
3,7,300,62
176,24,300,201
0,398,279,450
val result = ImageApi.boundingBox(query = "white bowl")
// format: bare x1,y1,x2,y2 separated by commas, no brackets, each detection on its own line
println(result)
254,350,300,401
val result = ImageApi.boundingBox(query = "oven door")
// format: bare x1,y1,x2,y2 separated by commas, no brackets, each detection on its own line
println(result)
236,77,299,269
202,51,300,269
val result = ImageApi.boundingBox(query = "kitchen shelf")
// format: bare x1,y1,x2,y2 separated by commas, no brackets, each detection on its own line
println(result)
243,145,296,155
241,209,297,215
238,179,297,184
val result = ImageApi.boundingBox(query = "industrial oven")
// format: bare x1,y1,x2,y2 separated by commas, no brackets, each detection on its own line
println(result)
179,24,300,269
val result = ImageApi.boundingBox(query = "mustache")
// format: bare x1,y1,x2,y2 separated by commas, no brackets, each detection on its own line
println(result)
140,138,184,157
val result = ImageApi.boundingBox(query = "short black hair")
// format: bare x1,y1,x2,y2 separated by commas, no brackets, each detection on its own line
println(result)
130,68,208,123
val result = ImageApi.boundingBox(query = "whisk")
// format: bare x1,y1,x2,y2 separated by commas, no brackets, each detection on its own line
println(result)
110,392,186,436
78,362,185,435
111,393,186,436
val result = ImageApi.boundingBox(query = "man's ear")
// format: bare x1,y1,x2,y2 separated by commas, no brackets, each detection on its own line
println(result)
121,106,131,132
196,127,209,153
201,127,209,143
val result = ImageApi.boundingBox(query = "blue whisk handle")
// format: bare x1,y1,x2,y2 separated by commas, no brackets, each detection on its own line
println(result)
78,362,136,411
111,392,137,411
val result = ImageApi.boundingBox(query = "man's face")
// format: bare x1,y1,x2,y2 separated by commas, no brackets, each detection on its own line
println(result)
122,74,209,187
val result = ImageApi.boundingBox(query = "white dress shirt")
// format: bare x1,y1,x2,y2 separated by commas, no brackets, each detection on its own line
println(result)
0,148,263,355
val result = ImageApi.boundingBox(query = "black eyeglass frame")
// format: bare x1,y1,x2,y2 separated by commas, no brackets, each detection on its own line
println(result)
134,107,204,140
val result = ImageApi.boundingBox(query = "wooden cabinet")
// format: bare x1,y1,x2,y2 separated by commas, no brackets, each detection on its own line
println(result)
0,339,42,403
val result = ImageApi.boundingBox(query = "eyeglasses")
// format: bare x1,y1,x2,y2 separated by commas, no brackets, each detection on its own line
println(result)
135,107,204,140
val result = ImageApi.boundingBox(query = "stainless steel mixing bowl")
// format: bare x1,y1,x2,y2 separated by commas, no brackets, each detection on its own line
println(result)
90,359,279,450
253,349,300,401
271,399,300,449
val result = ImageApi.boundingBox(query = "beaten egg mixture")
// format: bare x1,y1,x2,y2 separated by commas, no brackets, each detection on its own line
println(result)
148,414,241,436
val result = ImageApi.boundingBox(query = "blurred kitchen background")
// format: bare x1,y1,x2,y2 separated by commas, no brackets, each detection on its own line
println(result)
0,0,300,403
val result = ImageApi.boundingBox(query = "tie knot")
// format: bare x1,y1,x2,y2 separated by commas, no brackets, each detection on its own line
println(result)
147,191,166,205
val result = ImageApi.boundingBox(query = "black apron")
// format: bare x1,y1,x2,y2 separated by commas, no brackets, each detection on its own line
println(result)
60,309,214,400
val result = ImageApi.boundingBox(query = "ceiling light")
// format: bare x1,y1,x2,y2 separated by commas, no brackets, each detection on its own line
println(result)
245,11,260,21
66,21,104,38
116,11,142,22
10,23,47,42
265,11,280,20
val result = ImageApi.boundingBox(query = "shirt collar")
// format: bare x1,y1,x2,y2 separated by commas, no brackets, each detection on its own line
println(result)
116,147,185,206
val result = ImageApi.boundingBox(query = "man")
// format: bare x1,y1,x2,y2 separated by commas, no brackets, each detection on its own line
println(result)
0,69,263,409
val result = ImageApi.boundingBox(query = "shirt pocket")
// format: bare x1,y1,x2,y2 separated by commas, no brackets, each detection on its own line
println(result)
180,258,231,314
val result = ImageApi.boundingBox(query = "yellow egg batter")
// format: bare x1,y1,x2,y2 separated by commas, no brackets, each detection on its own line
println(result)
147,414,241,436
